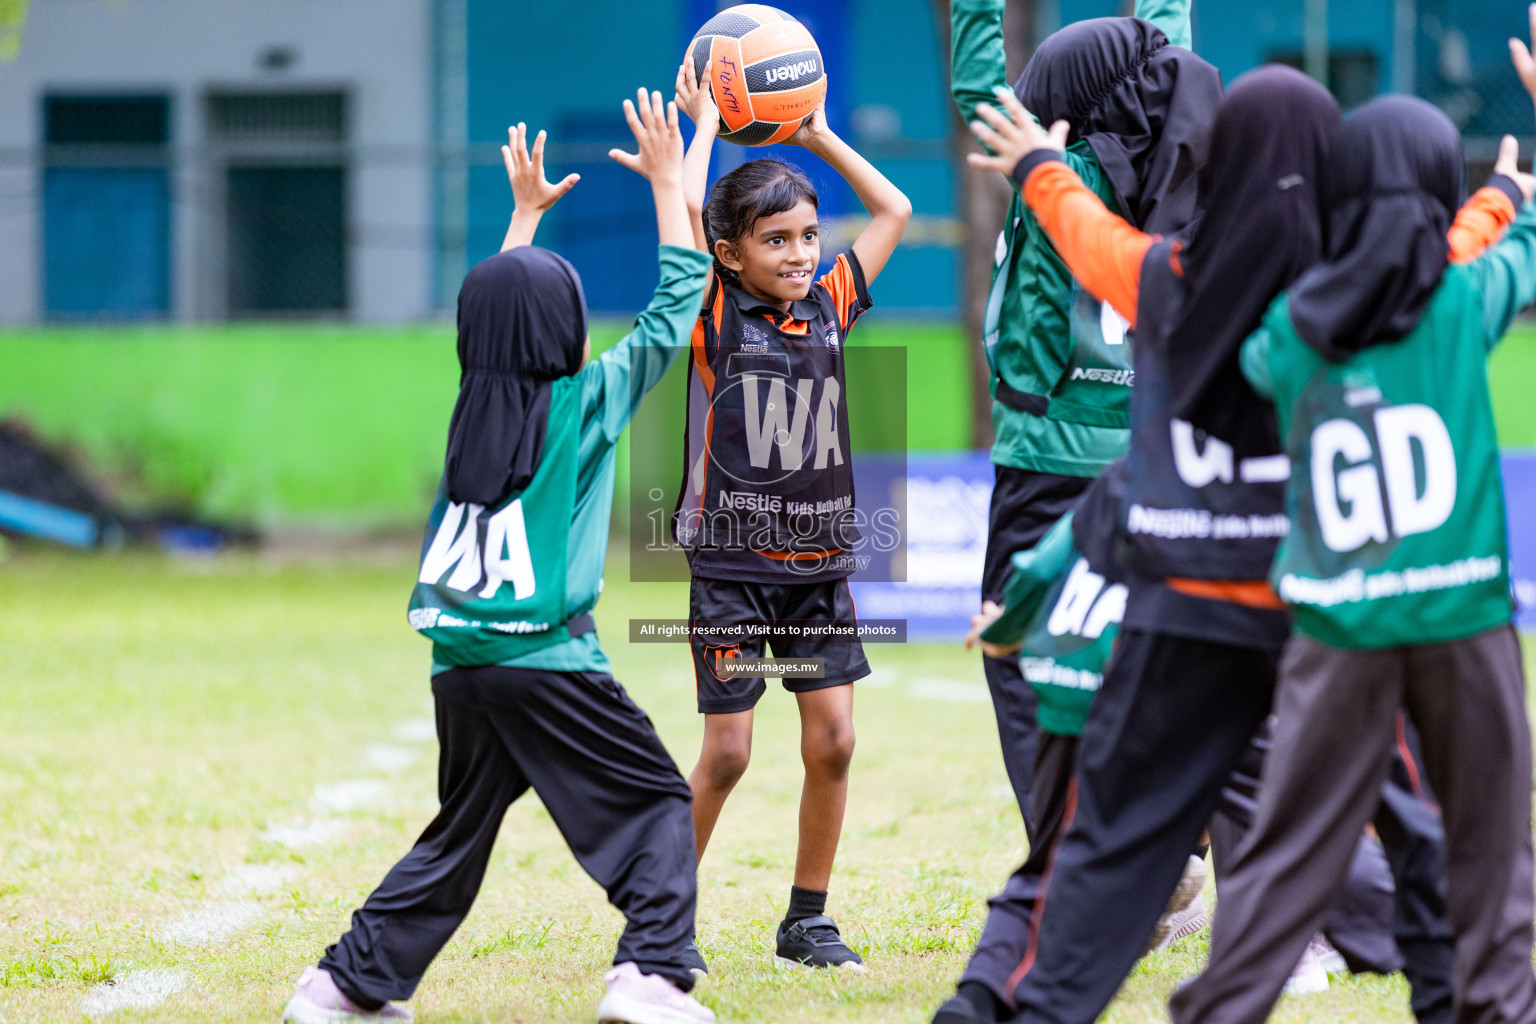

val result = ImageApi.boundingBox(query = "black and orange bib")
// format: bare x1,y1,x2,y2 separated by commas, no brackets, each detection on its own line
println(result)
673,251,871,582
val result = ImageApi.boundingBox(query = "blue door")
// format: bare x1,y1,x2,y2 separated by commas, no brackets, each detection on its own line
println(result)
44,166,171,318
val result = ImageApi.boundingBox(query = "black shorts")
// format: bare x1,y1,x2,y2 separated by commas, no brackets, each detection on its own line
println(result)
689,576,871,714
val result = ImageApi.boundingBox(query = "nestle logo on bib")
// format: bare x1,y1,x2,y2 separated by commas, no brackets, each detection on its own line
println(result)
766,58,819,85
823,324,839,349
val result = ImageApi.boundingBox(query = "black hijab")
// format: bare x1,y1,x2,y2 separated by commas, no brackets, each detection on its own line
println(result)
1164,66,1341,448
444,246,588,507
1288,95,1464,360
1014,16,1224,235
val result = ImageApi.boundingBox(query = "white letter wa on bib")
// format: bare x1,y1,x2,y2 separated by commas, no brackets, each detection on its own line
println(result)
419,500,537,600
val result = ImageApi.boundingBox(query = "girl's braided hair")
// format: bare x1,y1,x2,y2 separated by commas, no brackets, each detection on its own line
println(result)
703,159,820,283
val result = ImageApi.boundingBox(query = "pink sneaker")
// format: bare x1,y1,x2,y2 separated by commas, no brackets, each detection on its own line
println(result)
596,962,715,1024
1282,938,1330,997
281,967,413,1023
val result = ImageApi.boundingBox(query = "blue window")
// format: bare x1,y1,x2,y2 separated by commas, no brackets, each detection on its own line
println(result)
42,95,172,319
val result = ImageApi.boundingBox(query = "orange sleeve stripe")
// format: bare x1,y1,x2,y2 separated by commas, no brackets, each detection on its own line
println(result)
1165,578,1286,610
710,283,725,335
690,316,715,393
1448,186,1517,265
752,546,844,562
1023,160,1153,327
816,254,858,330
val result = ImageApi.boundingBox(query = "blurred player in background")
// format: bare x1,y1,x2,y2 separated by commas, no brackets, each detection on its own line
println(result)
1171,16,1536,1021
970,39,1528,1020
947,0,1218,885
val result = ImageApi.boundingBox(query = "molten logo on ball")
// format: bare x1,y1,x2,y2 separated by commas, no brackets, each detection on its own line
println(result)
765,58,819,86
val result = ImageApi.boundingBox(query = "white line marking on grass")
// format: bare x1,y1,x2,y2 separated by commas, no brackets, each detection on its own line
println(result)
160,900,262,945
910,678,992,703
82,968,187,1016
363,743,418,772
392,718,437,742
860,668,899,688
215,863,296,896
311,780,391,814
262,818,347,848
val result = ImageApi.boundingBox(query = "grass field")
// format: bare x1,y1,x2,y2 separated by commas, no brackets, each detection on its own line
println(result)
3,549,1506,1023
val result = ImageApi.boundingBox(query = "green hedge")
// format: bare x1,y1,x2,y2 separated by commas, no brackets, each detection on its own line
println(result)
0,321,972,528
4,321,1533,528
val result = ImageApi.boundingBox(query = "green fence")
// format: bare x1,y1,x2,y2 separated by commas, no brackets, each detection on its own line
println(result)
0,321,972,529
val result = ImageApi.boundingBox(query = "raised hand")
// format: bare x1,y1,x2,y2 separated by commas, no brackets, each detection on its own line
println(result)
1495,134,1536,204
675,61,719,133
502,123,579,213
609,88,685,186
1510,2,1536,102
966,85,1070,177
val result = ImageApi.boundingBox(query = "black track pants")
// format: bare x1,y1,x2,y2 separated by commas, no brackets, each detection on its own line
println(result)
1007,630,1278,1024
319,665,699,1008
982,466,1090,836
960,731,1078,1005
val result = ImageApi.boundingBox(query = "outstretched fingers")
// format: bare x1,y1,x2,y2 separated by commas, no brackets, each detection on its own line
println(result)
1498,133,1521,174
502,124,525,183
969,125,1007,156
964,151,1012,174
992,86,1035,123
635,87,658,131
621,98,645,141
530,128,548,173
1496,134,1536,203
608,146,642,172
650,86,666,126
1512,3,1536,96
972,100,1018,133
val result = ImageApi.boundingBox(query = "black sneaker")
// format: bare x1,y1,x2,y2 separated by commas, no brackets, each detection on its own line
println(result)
932,994,995,1023
681,940,709,978
773,915,865,971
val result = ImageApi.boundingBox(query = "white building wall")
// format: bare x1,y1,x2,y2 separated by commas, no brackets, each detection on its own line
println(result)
0,0,434,323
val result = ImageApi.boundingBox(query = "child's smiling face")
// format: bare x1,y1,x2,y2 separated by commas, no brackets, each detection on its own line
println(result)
715,199,821,310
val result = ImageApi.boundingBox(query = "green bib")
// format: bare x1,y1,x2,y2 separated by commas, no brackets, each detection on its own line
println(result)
1018,554,1124,736
982,147,1132,429
979,516,1122,737
408,377,580,666
1048,283,1134,428
1263,268,1511,649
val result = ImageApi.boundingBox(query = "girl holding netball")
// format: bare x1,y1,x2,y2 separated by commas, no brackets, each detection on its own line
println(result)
669,61,909,972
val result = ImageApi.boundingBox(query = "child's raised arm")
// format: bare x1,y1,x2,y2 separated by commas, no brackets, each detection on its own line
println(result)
608,88,697,252
1511,2,1536,122
674,62,718,256
784,107,912,284
969,87,1148,324
500,123,581,252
